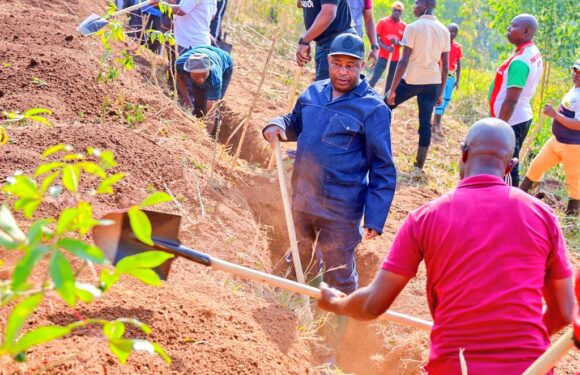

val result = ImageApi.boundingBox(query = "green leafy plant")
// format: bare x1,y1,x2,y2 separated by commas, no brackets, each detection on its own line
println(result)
0,144,174,365
31,77,48,87
1,108,53,145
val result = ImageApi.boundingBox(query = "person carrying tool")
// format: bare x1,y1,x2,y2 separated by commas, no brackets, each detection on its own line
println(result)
489,13,542,186
385,0,450,171
296,0,378,81
210,0,228,42
520,59,580,216
263,33,396,295
368,1,406,92
432,23,462,137
124,0,164,53
319,117,574,374
175,45,233,129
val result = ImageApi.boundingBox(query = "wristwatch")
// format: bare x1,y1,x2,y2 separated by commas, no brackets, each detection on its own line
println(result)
371,44,379,51
298,37,310,46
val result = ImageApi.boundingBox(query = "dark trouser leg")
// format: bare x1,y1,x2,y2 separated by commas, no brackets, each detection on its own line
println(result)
385,79,419,110
144,15,162,53
292,211,322,284
210,0,228,41
315,41,331,81
128,9,143,42
510,120,532,186
384,60,398,93
316,217,362,295
416,84,439,148
368,57,387,88
191,85,208,118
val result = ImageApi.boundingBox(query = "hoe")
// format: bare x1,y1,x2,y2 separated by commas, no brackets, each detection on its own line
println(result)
77,0,155,37
93,209,433,331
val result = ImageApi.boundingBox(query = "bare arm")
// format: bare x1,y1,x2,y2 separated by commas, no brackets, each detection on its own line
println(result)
388,46,411,93
498,87,523,122
301,3,337,42
544,105,580,131
543,277,574,335
455,58,461,88
438,52,449,103
363,8,377,46
176,73,193,109
318,269,410,320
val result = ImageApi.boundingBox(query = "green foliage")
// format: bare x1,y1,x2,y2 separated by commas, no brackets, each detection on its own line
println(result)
0,143,174,365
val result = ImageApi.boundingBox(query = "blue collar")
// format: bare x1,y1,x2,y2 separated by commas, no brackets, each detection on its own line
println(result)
323,75,369,102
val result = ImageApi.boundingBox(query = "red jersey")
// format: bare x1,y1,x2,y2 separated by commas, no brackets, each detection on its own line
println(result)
382,174,572,374
449,40,463,72
376,16,406,61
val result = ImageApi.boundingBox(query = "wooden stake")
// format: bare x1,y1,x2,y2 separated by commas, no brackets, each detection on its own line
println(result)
522,329,574,375
231,36,277,167
383,51,394,96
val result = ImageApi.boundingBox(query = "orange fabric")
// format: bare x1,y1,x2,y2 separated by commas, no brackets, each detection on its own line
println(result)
376,16,406,61
527,137,580,199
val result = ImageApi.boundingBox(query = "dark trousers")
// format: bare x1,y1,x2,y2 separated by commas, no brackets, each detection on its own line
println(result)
369,57,398,93
510,119,532,186
292,210,362,295
128,11,162,53
387,79,440,147
210,0,228,41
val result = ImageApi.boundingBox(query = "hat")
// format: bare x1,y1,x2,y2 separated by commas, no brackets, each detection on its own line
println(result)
392,1,404,11
329,34,365,60
571,59,580,70
184,54,214,73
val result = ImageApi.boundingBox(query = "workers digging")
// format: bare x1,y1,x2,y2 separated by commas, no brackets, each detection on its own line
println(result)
520,59,580,216
489,13,543,186
319,117,574,374
175,45,233,131
263,33,396,295
384,0,450,171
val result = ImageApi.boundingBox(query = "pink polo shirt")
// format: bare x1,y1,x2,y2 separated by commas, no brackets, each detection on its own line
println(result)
382,174,572,375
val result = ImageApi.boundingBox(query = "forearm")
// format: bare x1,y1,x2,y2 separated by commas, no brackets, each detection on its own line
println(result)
331,286,382,320
302,11,335,42
363,11,377,46
552,114,580,131
176,74,193,108
456,61,461,84
498,100,517,122
439,65,449,96
389,58,407,92
377,38,390,52
543,307,571,336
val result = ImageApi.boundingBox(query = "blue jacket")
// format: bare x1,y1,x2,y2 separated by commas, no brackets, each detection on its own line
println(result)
268,78,396,233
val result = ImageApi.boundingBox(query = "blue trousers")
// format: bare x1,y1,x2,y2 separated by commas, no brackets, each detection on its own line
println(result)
292,210,362,295
368,57,398,93
387,79,440,147
434,75,456,116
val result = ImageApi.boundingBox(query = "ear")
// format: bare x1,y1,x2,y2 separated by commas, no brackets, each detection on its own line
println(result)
505,157,519,175
460,142,468,163
360,60,366,70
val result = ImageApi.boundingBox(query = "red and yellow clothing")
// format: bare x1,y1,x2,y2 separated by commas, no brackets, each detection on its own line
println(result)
448,40,463,72
375,16,406,61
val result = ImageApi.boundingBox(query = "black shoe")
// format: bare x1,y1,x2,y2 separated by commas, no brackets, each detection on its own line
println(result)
414,146,429,169
566,199,580,216
519,177,536,193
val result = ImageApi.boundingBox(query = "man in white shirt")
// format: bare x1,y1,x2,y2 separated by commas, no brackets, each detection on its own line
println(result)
384,0,449,171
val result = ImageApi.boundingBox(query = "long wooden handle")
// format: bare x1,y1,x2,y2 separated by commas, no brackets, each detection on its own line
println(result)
522,329,575,375
274,140,306,283
111,0,155,18
383,52,394,96
210,255,433,331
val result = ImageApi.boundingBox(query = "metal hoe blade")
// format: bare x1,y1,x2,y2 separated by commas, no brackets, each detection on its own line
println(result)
77,13,109,36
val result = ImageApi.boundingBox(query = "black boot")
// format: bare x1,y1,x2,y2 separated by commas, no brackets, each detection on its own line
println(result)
519,177,536,193
414,146,429,169
566,199,580,216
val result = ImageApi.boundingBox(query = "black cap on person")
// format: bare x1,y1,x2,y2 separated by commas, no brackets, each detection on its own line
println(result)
329,33,365,60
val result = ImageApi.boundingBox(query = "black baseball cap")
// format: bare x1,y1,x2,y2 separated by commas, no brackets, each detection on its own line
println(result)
329,33,365,60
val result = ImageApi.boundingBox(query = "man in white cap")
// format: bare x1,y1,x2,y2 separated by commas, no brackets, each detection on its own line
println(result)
175,45,233,130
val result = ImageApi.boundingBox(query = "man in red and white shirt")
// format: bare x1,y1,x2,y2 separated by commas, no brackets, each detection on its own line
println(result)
489,13,543,186
318,118,574,374
432,23,462,136
368,1,406,92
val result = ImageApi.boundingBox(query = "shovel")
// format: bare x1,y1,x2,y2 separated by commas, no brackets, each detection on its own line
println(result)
77,0,155,37
93,209,433,331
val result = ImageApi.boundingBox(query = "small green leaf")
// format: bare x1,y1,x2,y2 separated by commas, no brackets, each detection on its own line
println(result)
96,172,126,194
12,246,50,290
103,321,125,340
74,282,102,302
121,268,161,286
34,161,63,177
115,251,174,273
13,325,71,354
0,205,26,243
23,108,52,117
78,162,106,178
15,198,42,219
57,238,107,264
109,338,133,364
40,171,61,194
41,144,70,159
140,192,172,208
3,175,40,199
152,342,171,363
0,231,18,250
27,220,51,247
49,250,76,306
99,150,117,169
61,153,85,161
62,164,80,193
56,207,77,234
99,269,120,292
121,319,151,334
3,294,43,348
127,206,153,246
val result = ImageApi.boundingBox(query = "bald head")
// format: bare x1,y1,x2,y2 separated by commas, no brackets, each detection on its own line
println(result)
460,118,517,179
507,14,538,45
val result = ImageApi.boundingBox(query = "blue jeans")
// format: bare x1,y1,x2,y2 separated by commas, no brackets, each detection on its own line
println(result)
434,75,456,115
387,79,440,147
368,57,398,93
292,210,362,294
314,28,356,81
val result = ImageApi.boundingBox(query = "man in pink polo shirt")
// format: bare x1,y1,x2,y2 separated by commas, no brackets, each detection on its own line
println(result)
318,118,574,374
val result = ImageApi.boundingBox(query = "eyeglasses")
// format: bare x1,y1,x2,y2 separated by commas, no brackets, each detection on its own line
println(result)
330,62,360,73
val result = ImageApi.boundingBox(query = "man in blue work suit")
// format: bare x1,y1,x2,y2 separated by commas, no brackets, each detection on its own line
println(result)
264,33,396,295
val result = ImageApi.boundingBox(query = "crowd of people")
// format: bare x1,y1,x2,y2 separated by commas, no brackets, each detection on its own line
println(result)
118,0,579,373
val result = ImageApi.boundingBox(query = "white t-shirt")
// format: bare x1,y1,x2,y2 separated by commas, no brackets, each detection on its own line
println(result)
401,15,450,85
490,44,543,126
174,0,217,49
